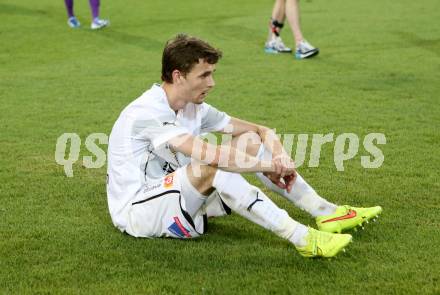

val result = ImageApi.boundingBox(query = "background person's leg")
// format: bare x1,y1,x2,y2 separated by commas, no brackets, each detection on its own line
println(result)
265,0,292,53
65,0,80,28
285,0,304,46
89,0,100,19
65,0,74,18
268,0,286,41
89,0,109,30
284,0,320,58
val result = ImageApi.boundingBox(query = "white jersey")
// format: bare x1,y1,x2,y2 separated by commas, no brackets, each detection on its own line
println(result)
107,84,231,231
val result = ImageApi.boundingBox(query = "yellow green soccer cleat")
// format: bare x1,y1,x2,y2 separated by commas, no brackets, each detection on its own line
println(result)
295,228,352,258
316,205,383,233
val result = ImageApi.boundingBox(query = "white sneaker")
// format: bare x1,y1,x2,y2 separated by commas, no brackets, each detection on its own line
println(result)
295,40,319,59
91,18,110,30
67,16,81,28
264,36,292,54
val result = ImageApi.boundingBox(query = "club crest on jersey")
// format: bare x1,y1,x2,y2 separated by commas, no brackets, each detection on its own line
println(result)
163,174,174,188
168,217,191,238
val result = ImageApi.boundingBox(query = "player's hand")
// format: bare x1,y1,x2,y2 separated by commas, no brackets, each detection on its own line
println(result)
272,153,295,177
264,169,297,193
283,172,297,193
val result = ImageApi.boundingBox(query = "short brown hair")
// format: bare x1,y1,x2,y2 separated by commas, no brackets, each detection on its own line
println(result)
161,34,222,83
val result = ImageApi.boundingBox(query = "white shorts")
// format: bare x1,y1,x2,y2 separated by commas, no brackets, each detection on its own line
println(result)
124,167,231,239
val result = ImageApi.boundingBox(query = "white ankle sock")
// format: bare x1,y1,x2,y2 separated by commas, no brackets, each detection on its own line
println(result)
290,223,309,247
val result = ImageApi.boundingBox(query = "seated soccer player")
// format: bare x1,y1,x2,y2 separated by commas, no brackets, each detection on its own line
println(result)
106,34,382,258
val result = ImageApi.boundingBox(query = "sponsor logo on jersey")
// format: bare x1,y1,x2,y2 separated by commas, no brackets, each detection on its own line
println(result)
143,182,161,193
164,174,174,188
168,216,191,238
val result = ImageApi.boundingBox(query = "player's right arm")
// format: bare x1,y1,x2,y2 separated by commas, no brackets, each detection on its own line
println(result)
168,133,295,175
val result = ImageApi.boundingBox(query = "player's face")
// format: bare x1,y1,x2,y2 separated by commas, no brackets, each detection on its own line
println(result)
181,59,216,104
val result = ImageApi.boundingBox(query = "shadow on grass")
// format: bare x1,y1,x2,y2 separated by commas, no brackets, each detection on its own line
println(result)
396,31,440,57
87,29,164,52
0,3,48,17
83,13,247,52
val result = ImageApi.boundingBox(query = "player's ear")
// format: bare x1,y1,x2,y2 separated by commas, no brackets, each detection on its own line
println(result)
172,69,183,84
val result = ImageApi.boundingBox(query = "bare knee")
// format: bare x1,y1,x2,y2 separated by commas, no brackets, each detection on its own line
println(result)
186,164,217,196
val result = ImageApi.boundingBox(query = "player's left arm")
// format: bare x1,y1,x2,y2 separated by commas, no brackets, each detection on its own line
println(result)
221,117,296,189
221,117,289,159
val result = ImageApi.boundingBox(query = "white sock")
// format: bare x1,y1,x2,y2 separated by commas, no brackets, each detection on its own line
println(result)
212,170,308,246
290,223,309,247
256,145,337,217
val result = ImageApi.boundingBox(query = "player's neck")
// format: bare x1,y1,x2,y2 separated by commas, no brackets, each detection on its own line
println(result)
162,83,187,113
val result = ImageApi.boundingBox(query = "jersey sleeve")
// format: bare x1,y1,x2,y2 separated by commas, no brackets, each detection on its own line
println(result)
200,103,231,133
131,115,190,150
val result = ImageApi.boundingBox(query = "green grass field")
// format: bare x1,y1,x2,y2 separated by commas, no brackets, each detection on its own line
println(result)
1,0,439,293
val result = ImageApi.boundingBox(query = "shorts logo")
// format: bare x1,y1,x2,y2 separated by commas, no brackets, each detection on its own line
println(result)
168,217,192,238
164,174,174,188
